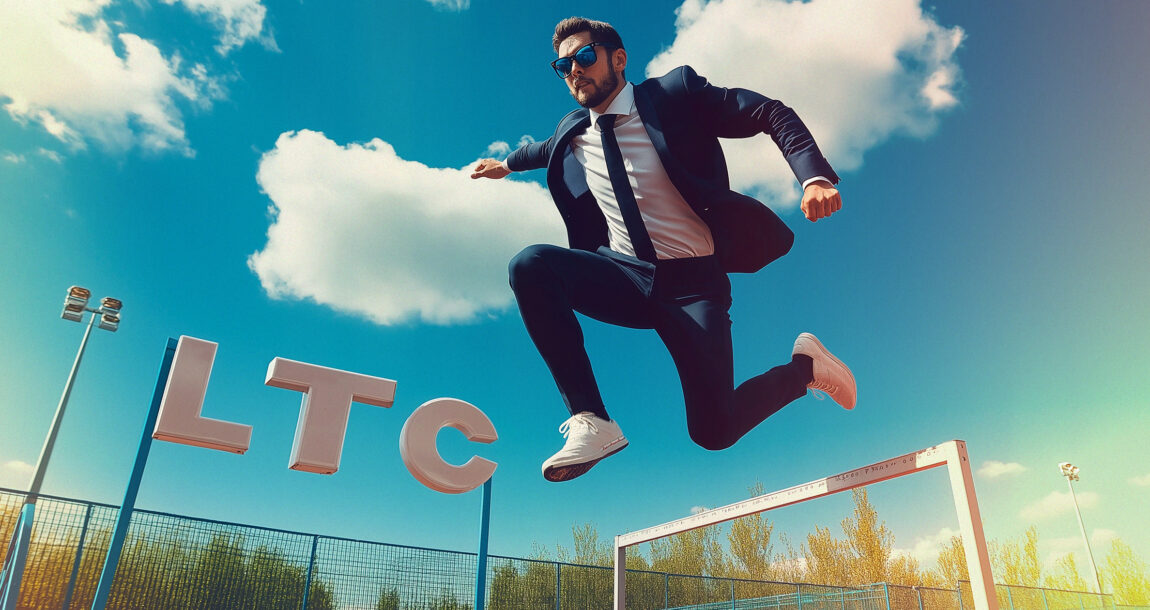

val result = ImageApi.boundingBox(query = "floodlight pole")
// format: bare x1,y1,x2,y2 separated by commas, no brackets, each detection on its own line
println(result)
1061,467,1102,594
27,312,97,501
3,290,119,610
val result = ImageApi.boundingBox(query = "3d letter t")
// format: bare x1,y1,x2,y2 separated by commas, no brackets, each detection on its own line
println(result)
265,358,397,474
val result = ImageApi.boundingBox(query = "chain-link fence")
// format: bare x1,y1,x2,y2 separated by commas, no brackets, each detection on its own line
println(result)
1,488,1120,609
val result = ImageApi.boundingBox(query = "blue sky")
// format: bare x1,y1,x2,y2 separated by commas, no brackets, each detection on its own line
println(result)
2,0,1148,583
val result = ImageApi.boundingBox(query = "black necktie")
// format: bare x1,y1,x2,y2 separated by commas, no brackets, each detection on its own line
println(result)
596,114,658,263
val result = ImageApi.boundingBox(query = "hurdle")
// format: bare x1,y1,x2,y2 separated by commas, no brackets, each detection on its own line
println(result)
613,440,1000,610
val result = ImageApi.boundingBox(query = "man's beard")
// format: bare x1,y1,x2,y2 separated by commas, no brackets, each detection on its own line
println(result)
573,68,620,109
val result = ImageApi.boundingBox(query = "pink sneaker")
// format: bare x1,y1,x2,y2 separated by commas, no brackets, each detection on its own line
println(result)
793,333,856,410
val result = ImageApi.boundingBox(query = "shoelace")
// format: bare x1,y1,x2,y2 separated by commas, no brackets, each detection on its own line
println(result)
808,379,838,401
558,413,598,438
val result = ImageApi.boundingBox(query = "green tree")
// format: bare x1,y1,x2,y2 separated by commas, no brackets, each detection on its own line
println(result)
725,483,776,581
1101,538,1150,605
931,535,969,587
427,589,471,610
564,521,611,566
375,586,401,610
1044,552,1088,592
990,526,1041,586
803,525,852,586
842,488,893,585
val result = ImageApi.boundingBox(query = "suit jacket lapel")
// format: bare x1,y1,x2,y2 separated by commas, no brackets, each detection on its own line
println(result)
633,83,698,204
546,113,591,211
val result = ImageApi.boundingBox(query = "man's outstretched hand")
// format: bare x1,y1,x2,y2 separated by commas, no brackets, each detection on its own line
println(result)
801,180,842,222
470,158,511,180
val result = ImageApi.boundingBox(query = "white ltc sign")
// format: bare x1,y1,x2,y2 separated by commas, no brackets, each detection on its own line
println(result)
151,335,497,494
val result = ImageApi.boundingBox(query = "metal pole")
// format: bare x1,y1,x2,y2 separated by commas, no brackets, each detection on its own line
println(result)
28,312,97,501
301,535,319,610
555,562,561,610
91,338,178,610
474,478,492,610
2,312,99,609
61,503,94,610
1066,478,1103,594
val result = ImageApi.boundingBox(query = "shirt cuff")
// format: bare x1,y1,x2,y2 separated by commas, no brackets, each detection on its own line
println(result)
501,159,512,172
802,176,833,190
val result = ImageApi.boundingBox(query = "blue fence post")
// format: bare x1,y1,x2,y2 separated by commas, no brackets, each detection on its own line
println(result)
555,562,561,610
61,503,93,610
796,583,803,609
473,478,492,610
1041,587,1049,610
90,337,178,610
730,579,735,609
301,535,319,610
0,504,35,610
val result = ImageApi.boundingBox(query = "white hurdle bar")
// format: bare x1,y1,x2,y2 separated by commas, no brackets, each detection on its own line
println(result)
613,440,999,610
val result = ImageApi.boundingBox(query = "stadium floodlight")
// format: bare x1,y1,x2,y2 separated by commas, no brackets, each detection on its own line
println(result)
1060,461,1101,594
31,288,124,498
61,286,91,322
4,286,124,610
98,297,122,331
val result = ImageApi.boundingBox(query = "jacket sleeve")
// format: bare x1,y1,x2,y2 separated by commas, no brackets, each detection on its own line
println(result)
505,137,553,172
679,66,839,185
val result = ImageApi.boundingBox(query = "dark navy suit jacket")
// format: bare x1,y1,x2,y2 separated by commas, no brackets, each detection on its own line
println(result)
506,65,839,274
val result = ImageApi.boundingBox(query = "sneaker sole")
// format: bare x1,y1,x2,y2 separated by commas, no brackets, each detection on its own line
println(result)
542,441,628,482
797,333,856,410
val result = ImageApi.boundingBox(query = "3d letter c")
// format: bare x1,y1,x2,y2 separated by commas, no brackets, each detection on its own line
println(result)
400,398,497,494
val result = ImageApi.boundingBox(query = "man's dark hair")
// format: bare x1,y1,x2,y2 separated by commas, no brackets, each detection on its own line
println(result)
552,17,625,53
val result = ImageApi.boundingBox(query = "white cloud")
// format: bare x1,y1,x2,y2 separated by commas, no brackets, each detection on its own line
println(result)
1020,490,1100,521
424,0,469,10
248,130,565,325
690,505,709,515
0,0,224,155
2,152,25,164
646,0,963,207
38,148,64,163
161,0,274,55
978,460,1028,479
893,527,959,567
1044,529,1118,570
1,460,34,488
484,141,511,158
1129,473,1150,487
770,556,807,573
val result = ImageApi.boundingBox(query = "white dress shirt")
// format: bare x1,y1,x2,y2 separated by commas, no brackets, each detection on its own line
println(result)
506,81,829,260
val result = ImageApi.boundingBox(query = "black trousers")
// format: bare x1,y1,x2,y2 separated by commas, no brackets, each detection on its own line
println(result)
508,244,811,451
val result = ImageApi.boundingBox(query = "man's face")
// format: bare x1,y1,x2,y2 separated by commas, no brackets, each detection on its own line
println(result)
557,32,621,110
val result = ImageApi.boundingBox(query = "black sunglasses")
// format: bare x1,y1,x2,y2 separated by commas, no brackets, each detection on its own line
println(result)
551,42,618,78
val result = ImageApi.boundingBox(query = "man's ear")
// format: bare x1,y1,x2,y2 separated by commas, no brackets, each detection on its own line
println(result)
613,48,628,73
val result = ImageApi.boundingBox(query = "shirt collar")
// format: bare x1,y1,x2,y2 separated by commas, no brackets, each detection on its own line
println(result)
589,82,636,128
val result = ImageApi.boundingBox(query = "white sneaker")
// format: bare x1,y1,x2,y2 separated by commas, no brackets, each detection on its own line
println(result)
793,333,856,410
542,412,628,482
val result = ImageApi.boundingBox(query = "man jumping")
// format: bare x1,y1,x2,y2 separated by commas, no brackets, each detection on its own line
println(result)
471,17,856,482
